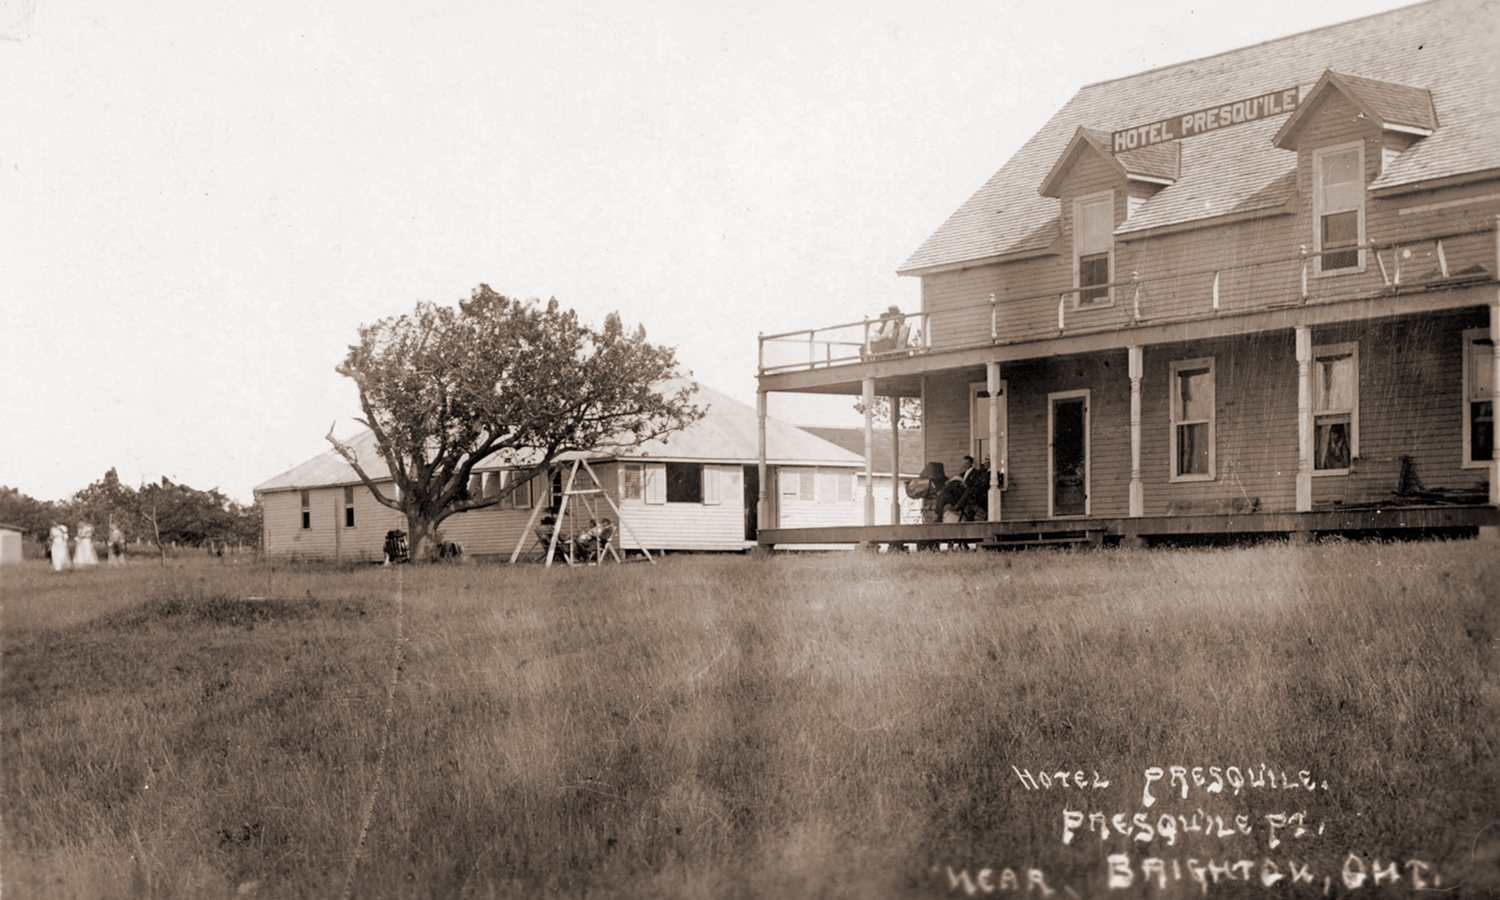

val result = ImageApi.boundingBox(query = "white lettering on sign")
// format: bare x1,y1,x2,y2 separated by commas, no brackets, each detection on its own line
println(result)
1012,766,1109,790
1098,853,1440,892
1142,763,1327,805
1111,87,1300,153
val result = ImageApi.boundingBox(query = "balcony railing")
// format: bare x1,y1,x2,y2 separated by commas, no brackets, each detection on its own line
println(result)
758,310,934,374
758,220,1498,376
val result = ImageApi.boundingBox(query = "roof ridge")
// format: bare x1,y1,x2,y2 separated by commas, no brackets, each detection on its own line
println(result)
1076,0,1441,91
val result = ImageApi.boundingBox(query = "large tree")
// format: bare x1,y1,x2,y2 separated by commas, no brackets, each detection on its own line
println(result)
330,285,702,561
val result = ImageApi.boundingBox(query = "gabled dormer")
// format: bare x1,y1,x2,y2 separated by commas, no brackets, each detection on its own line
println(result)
1273,70,1437,277
1040,126,1180,307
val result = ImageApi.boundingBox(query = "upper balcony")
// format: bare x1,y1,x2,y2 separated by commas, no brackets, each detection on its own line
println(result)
759,220,1498,379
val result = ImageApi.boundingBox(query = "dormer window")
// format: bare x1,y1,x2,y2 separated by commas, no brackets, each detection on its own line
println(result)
1314,141,1364,274
1073,190,1114,304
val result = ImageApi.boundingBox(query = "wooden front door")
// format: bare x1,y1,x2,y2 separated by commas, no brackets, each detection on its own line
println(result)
1050,391,1090,517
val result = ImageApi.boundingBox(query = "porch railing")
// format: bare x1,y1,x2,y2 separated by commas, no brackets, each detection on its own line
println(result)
758,219,1498,376
758,309,933,373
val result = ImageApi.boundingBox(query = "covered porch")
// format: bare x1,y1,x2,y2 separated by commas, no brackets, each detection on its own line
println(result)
752,274,1500,550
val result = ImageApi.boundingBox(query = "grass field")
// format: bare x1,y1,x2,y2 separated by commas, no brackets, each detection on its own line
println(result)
3,541,1497,899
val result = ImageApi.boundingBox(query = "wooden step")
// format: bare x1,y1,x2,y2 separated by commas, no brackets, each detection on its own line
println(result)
979,529,1104,550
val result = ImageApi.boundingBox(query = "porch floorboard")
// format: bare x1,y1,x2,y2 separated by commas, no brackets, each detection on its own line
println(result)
755,505,1499,547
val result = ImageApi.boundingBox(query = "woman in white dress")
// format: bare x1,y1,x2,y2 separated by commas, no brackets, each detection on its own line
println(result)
50,524,70,571
73,523,99,567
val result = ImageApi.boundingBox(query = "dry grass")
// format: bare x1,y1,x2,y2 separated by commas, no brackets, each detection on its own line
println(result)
3,540,1497,898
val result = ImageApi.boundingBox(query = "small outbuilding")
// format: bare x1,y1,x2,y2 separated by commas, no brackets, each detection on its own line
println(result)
254,381,888,560
0,523,24,565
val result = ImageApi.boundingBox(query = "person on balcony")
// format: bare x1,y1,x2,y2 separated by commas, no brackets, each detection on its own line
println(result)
869,305,906,355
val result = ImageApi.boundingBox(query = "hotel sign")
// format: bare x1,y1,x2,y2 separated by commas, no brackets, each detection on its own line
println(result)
1111,86,1300,153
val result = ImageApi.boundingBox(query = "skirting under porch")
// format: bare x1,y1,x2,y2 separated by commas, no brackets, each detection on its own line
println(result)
755,504,1500,549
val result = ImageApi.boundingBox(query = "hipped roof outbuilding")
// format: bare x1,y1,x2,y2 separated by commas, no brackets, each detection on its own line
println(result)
254,381,862,493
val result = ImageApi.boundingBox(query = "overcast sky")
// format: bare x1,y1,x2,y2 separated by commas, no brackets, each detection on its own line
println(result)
1,0,1416,503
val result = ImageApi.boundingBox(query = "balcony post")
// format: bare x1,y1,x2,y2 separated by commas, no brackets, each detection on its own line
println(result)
890,398,902,526
1296,327,1313,512
862,377,875,527
757,389,769,533
1129,345,1143,517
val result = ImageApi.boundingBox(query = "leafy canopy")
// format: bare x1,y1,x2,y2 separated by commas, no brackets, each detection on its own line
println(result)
331,286,702,540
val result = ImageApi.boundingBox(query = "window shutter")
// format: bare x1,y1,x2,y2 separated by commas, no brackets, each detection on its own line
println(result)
799,469,815,501
703,466,721,505
644,464,666,505
780,467,800,497
839,471,853,503
620,464,643,501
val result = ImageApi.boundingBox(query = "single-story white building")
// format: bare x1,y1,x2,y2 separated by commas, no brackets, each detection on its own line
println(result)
254,382,910,560
802,427,925,526
0,523,24,565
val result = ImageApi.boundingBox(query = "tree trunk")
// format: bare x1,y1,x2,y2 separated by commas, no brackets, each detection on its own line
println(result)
405,513,441,563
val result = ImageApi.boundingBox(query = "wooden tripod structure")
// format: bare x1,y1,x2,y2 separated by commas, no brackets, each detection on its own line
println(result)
508,458,656,567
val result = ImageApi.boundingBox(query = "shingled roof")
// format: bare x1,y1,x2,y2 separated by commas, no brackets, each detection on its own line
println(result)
898,0,1500,274
254,381,862,493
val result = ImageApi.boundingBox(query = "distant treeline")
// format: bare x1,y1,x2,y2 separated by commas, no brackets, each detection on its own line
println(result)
1,469,261,551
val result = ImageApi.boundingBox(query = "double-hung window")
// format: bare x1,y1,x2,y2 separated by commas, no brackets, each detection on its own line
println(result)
496,471,533,509
1313,142,1365,274
344,485,356,527
1464,328,1494,468
969,380,1008,488
1073,190,1114,305
1170,358,1215,481
1313,342,1359,472
300,489,311,530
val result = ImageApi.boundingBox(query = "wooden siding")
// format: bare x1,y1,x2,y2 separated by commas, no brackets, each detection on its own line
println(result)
610,463,748,551
856,474,920,525
1308,309,1491,506
1140,334,1300,515
922,370,976,479
261,486,404,561
915,308,1491,521
1002,355,1132,519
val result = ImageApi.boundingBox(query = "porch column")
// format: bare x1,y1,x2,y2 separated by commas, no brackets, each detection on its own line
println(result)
1296,327,1313,512
862,376,875,526
757,390,768,533
1129,345,1144,517
890,398,901,525
987,361,1002,521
